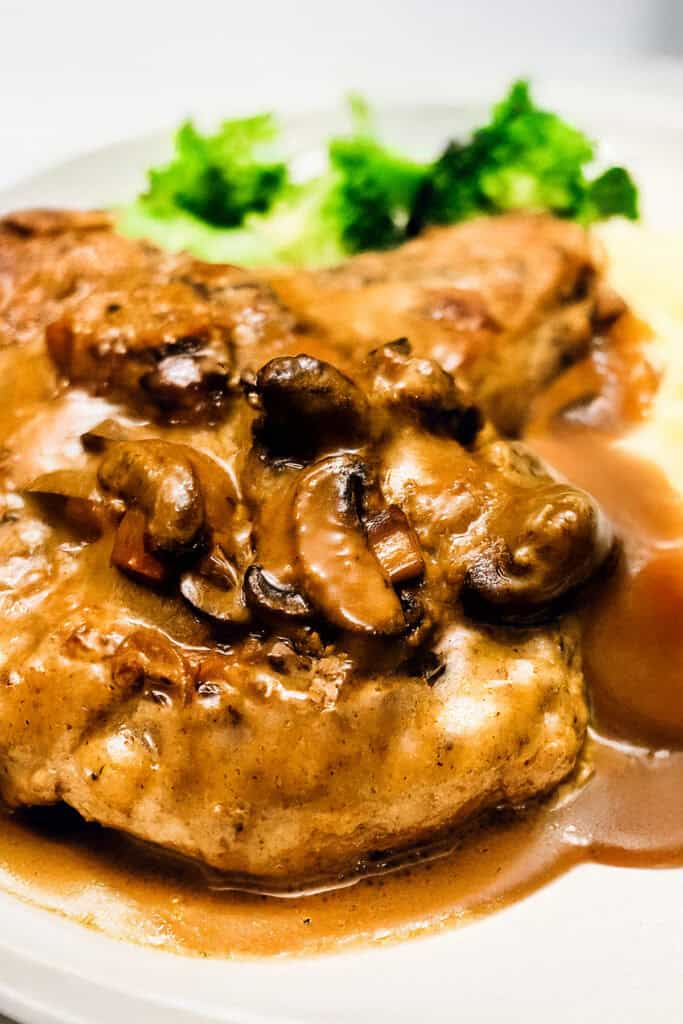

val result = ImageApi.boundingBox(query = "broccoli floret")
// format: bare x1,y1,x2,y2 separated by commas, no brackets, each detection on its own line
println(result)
578,166,639,224
324,98,428,252
407,140,487,232
125,98,428,264
142,114,287,228
477,79,594,214
409,80,638,232
119,82,639,268
328,135,428,252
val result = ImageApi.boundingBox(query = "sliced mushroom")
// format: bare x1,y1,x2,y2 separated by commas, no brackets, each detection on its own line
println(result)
243,564,313,619
241,446,300,582
196,544,240,588
98,440,204,553
180,571,250,625
111,508,167,584
366,505,425,584
293,454,405,634
463,483,616,625
26,468,109,539
367,339,482,445
255,354,368,457
180,542,249,624
186,450,241,554
46,280,235,422
368,338,452,408
140,337,232,420
111,627,189,704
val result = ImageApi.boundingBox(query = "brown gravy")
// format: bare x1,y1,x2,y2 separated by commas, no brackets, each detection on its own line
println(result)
0,316,681,957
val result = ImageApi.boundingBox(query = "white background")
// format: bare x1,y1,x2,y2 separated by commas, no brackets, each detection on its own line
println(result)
0,4,682,1022
1,0,682,189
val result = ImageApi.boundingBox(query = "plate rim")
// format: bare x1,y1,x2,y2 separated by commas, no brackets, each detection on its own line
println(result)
0,72,682,1024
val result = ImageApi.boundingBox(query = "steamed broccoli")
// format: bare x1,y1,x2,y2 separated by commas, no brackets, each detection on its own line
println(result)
142,114,287,228
326,95,428,252
578,166,639,223
409,80,638,232
118,81,639,268
121,99,429,266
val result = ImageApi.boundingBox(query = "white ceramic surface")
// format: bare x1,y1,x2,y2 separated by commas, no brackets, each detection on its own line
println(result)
0,75,682,1024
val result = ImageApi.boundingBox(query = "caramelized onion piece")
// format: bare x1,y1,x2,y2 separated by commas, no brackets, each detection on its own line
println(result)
243,564,312,620
366,506,425,584
98,440,204,553
293,454,405,634
464,483,615,625
111,508,167,583
81,418,149,452
26,468,108,539
27,468,98,501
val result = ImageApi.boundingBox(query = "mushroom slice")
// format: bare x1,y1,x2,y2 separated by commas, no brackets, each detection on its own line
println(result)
180,543,249,624
180,571,250,625
140,340,232,420
367,338,482,445
111,508,167,584
111,627,189,704
243,564,313,620
255,354,369,456
293,454,405,635
463,483,616,625
45,279,234,422
98,440,204,554
366,505,425,584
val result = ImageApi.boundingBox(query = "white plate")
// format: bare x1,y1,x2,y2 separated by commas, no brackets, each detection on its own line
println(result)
0,74,682,1024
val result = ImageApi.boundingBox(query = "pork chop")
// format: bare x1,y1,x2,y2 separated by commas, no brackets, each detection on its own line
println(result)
272,213,618,434
0,210,616,886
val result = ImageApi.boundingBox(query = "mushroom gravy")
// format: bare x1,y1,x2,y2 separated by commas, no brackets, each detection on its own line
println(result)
0,213,681,957
0,326,679,958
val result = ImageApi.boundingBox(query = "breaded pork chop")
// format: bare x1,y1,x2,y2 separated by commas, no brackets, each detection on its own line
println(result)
1,210,616,433
0,210,615,886
272,213,619,434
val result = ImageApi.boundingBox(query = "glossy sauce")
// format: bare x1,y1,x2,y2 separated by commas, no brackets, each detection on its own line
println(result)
0,315,681,957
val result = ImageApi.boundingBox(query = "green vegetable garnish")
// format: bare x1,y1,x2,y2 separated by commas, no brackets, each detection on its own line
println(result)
327,94,428,252
409,80,639,231
142,113,287,228
118,80,639,268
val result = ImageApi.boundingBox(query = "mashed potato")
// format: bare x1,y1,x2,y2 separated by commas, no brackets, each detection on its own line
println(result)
597,222,683,491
